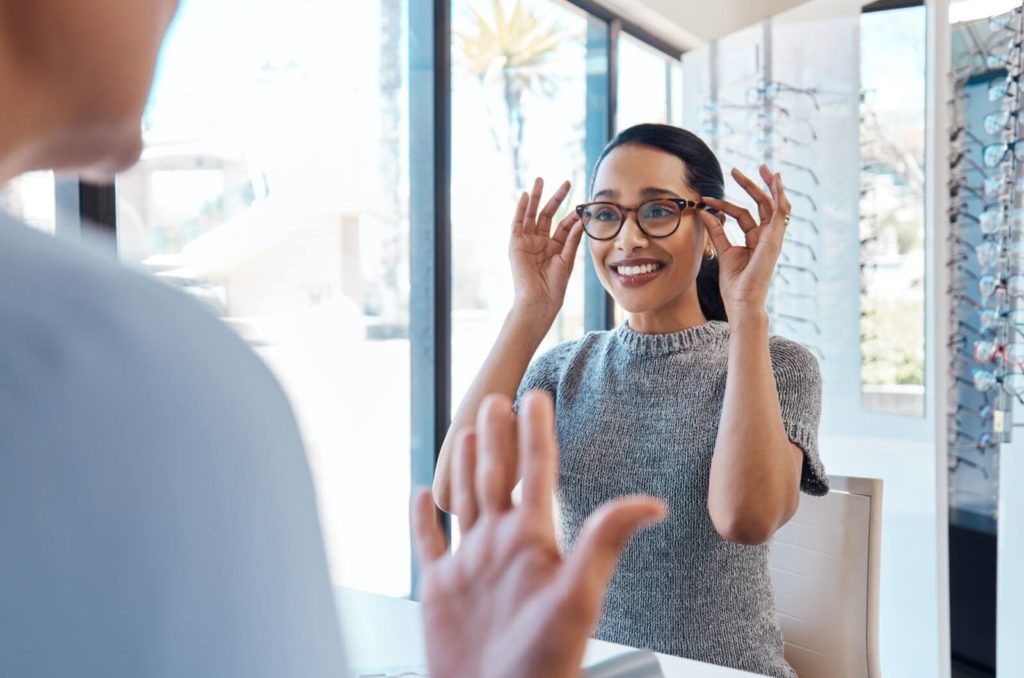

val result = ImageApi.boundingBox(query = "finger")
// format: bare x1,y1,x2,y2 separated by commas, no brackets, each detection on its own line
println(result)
757,174,791,256
731,167,773,224
774,173,792,219
560,496,668,615
511,191,529,238
523,178,544,235
698,210,731,256
476,394,517,514
759,164,776,196
558,220,585,267
551,211,580,246
537,180,572,236
701,197,758,233
412,489,447,565
453,429,480,532
517,391,558,521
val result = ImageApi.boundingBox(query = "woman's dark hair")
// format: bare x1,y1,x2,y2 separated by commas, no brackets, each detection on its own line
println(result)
591,123,727,322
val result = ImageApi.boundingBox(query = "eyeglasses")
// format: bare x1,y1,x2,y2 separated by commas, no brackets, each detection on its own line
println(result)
950,125,989,147
950,149,997,177
785,187,819,212
949,180,990,203
987,46,1023,70
767,115,820,142
949,454,992,478
978,273,1024,299
972,337,1024,365
969,367,1024,400
984,108,1021,135
990,5,1023,32
746,80,822,110
984,173,1024,197
989,73,1022,102
782,238,818,262
983,139,1024,167
976,206,1024,234
774,312,821,335
779,159,820,186
574,199,714,241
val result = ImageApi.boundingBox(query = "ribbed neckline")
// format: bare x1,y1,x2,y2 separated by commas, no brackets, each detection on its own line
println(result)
614,319,729,356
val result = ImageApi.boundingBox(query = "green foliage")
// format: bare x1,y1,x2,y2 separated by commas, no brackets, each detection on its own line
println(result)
860,298,925,386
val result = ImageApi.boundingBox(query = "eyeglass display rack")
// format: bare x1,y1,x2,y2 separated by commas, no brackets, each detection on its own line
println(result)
946,5,1024,525
701,21,826,361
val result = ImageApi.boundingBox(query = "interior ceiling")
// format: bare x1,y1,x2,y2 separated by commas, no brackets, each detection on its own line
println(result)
602,0,886,50
598,0,814,49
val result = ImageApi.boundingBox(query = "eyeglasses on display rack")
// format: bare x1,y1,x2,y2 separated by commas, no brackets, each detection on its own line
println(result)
708,74,825,361
948,6,1024,500
746,80,822,110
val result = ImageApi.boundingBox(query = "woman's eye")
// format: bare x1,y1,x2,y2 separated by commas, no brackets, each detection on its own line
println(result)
593,209,619,221
644,206,674,219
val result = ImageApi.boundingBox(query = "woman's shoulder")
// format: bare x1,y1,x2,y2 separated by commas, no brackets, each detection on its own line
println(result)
767,334,822,382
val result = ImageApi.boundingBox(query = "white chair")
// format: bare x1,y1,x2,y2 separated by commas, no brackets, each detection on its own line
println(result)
769,475,883,678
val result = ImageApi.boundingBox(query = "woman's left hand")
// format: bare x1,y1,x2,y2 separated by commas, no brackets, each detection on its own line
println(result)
698,165,792,321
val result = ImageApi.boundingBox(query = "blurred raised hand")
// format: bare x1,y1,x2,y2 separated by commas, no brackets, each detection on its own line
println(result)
413,392,667,678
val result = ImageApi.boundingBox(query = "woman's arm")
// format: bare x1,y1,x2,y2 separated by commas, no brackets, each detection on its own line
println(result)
433,178,584,513
433,309,553,513
700,165,805,546
707,311,802,545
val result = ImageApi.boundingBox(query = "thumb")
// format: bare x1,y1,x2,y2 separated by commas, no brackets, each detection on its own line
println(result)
560,496,667,618
559,220,585,269
698,209,731,257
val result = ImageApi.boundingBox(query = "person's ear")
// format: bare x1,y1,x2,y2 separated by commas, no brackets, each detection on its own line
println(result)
703,235,716,259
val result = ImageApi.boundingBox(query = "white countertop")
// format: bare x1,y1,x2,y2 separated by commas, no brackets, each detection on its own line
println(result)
335,587,763,677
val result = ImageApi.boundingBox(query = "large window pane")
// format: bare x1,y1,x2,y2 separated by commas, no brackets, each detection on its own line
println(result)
859,5,926,416
0,172,56,234
116,0,413,597
451,0,589,409
617,34,674,131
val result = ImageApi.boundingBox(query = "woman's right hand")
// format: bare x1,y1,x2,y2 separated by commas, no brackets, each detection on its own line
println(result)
508,177,585,322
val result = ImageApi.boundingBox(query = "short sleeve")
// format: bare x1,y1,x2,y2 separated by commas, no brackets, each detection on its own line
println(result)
769,336,828,496
514,340,578,412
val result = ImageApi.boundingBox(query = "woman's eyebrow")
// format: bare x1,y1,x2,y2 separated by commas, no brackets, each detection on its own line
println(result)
640,187,681,198
592,187,681,201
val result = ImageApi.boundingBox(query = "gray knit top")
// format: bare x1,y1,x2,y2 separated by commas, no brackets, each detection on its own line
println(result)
516,320,828,678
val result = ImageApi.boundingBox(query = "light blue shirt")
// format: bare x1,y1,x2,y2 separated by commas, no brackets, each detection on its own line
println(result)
0,212,348,677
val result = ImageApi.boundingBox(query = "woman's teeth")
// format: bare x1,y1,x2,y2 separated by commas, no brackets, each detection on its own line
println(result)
617,263,661,277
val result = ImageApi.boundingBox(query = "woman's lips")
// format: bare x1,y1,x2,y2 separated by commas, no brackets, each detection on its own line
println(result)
610,261,665,287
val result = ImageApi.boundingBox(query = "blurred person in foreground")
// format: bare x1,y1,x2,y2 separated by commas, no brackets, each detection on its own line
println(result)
0,1,665,676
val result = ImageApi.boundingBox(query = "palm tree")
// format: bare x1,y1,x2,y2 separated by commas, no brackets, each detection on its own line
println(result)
456,0,562,191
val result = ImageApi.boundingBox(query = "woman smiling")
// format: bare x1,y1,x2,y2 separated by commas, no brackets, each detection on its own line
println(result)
433,123,827,677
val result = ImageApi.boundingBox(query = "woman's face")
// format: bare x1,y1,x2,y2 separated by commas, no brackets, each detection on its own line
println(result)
588,144,707,317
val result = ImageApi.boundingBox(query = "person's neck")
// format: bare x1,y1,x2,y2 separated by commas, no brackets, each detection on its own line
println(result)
0,53,69,187
627,298,708,335
0,75,39,185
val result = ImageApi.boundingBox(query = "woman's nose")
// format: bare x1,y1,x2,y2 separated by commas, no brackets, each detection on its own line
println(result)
615,213,649,251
